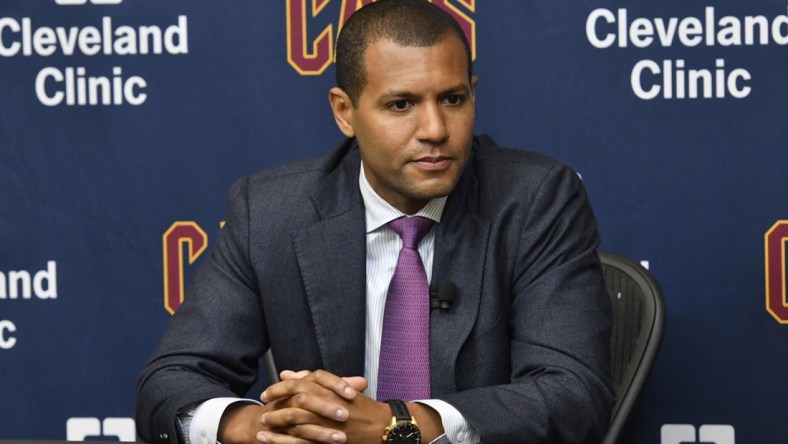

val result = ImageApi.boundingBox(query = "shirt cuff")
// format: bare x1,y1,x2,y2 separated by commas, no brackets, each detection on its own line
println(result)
177,397,261,444
415,399,480,444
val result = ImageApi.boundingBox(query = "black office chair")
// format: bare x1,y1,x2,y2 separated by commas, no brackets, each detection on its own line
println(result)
264,349,280,384
600,252,666,444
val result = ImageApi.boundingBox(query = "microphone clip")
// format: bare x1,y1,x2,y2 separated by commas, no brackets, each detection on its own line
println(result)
429,280,456,311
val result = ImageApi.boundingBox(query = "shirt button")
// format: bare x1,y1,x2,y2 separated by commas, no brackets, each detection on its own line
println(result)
457,431,465,442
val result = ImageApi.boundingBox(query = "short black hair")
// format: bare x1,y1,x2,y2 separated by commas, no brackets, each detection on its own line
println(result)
335,0,473,107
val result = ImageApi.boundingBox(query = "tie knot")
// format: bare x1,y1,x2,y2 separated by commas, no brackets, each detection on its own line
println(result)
389,216,434,250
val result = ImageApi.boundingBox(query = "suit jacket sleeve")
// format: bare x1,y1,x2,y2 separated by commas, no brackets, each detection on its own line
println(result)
438,159,613,443
135,176,269,444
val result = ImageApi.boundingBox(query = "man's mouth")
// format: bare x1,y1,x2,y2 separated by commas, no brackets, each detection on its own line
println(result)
413,156,451,171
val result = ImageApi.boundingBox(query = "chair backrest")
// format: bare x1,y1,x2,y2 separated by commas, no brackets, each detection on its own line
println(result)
600,252,666,444
264,348,280,385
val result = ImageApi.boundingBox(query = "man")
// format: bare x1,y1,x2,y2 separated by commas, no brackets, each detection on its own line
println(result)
136,1,613,443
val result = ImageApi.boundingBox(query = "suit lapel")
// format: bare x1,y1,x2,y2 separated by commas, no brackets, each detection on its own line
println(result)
292,145,367,377
429,151,491,396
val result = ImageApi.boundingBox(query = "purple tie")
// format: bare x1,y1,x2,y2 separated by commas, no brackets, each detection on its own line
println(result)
377,216,434,401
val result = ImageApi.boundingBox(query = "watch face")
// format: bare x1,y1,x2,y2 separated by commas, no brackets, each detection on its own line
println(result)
387,422,421,444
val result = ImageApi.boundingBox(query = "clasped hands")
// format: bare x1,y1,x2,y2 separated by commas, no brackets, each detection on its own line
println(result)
218,369,391,444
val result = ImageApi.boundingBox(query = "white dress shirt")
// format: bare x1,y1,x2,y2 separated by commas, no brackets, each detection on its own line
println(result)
181,164,479,444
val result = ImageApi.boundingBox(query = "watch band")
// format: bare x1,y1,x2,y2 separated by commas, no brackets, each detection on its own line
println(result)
385,399,411,421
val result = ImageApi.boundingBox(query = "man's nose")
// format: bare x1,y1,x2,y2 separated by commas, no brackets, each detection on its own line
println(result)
415,102,449,143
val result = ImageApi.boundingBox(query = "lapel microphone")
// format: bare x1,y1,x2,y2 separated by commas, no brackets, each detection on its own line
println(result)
430,280,456,310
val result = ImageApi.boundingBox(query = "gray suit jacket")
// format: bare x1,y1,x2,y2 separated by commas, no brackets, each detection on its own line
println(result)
136,135,613,443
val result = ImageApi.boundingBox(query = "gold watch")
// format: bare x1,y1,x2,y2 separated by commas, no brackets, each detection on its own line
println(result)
382,399,421,443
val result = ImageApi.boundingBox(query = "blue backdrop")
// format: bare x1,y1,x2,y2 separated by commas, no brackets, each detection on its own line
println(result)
2,1,787,443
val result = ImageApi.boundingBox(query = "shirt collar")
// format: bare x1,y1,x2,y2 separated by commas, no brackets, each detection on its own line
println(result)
358,161,446,234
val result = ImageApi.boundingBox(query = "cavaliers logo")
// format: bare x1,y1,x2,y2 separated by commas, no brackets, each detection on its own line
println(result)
162,222,208,314
765,220,788,324
286,0,476,75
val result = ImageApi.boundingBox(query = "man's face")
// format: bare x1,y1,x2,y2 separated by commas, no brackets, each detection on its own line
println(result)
330,34,477,214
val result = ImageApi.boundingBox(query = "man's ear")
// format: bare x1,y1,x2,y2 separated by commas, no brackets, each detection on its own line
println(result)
328,87,355,138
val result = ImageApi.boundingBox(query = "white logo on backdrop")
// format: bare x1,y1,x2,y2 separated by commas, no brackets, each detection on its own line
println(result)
66,417,136,442
0,320,16,349
662,424,735,444
0,1,188,106
0,261,58,350
586,6,788,100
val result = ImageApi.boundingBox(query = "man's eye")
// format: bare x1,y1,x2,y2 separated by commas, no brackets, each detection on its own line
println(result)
389,100,410,111
443,95,464,105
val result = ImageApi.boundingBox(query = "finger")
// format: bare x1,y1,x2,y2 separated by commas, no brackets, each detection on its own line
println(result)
262,379,303,403
280,369,311,380
260,423,347,444
263,371,356,403
256,429,312,444
262,378,327,403
275,370,366,400
303,369,358,401
262,370,312,403
341,376,368,392
264,392,349,424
